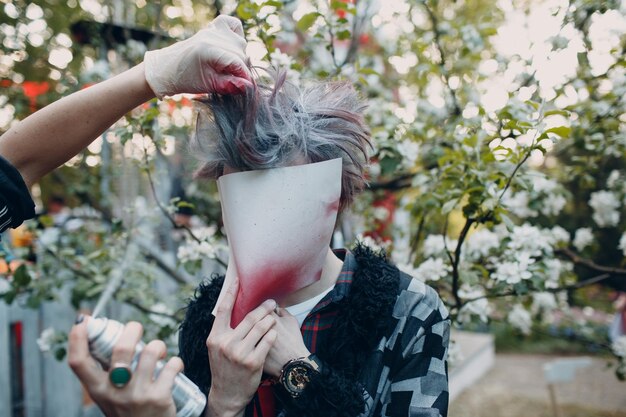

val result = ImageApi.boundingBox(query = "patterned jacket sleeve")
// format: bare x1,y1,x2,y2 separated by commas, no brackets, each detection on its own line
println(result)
0,155,35,234
380,279,450,417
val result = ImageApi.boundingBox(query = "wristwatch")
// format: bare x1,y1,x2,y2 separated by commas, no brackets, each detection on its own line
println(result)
279,354,322,398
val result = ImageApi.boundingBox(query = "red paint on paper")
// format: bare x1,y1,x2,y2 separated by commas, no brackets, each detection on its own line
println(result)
230,261,323,328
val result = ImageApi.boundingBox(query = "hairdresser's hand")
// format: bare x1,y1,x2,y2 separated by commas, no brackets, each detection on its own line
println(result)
263,307,311,377
68,318,183,417
144,15,253,99
206,277,277,417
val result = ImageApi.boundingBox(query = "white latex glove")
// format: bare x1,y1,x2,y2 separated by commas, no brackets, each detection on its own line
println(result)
144,15,253,99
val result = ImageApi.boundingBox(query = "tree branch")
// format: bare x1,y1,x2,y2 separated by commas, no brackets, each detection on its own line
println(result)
457,272,613,308
451,218,474,310
556,248,626,276
421,2,461,117
367,173,413,191
42,245,178,320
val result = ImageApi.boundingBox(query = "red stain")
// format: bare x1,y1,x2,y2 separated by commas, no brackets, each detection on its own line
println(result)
231,261,322,328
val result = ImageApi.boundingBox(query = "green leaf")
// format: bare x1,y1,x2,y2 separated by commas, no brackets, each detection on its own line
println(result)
55,347,67,361
13,264,31,287
358,68,380,76
544,109,570,117
263,0,283,8
296,12,320,32
544,126,571,138
500,213,515,231
379,154,402,176
236,3,258,20
441,198,458,214
337,29,351,40
331,0,349,10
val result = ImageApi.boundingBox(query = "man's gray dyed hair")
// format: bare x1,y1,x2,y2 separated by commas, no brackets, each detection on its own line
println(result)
192,73,371,211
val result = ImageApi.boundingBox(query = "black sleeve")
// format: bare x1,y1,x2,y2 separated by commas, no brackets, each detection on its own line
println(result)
0,155,35,233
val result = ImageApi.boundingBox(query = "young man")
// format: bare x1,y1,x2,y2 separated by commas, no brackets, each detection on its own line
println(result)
176,76,451,417
65,19,449,417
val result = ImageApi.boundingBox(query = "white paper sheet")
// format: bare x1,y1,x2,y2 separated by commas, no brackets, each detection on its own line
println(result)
213,158,342,327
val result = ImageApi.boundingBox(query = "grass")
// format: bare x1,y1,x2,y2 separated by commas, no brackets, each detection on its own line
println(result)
490,322,611,356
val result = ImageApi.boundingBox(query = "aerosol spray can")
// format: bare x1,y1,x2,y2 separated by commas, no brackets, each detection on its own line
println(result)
86,316,207,417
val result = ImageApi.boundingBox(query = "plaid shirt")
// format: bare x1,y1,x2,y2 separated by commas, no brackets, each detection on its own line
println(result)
254,249,354,417
300,248,354,354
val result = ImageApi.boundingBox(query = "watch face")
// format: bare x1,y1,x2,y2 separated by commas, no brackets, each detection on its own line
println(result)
283,362,313,396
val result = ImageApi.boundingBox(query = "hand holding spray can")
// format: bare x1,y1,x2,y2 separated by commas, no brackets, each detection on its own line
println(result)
86,316,207,417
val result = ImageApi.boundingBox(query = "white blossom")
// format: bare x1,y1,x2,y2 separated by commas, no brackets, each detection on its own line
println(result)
507,224,552,257
368,161,381,178
269,49,294,68
619,233,626,257
491,252,535,285
414,258,451,282
532,176,559,194
549,34,569,50
458,285,491,323
589,190,620,227
607,170,621,189
531,292,557,315
591,100,611,116
192,226,218,241
543,258,570,289
177,226,224,263
177,240,219,263
149,303,177,327
502,191,538,218
356,234,390,252
549,226,570,244
37,327,57,353
612,336,626,358
540,193,567,217
422,235,456,258
508,304,532,335
460,25,483,52
465,228,500,260
573,227,594,251
373,206,390,221
397,139,420,167
269,50,301,85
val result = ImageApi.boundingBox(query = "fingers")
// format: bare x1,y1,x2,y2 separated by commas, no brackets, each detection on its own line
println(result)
68,318,106,387
254,328,277,359
214,276,239,330
213,75,254,95
110,321,143,369
213,15,245,39
134,339,166,385
232,299,277,340
154,356,184,393
240,314,276,352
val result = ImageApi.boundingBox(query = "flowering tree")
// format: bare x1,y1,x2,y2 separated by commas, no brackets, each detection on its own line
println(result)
1,0,626,377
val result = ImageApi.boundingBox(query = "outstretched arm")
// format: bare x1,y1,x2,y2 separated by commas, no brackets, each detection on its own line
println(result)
0,15,252,188
0,64,154,187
